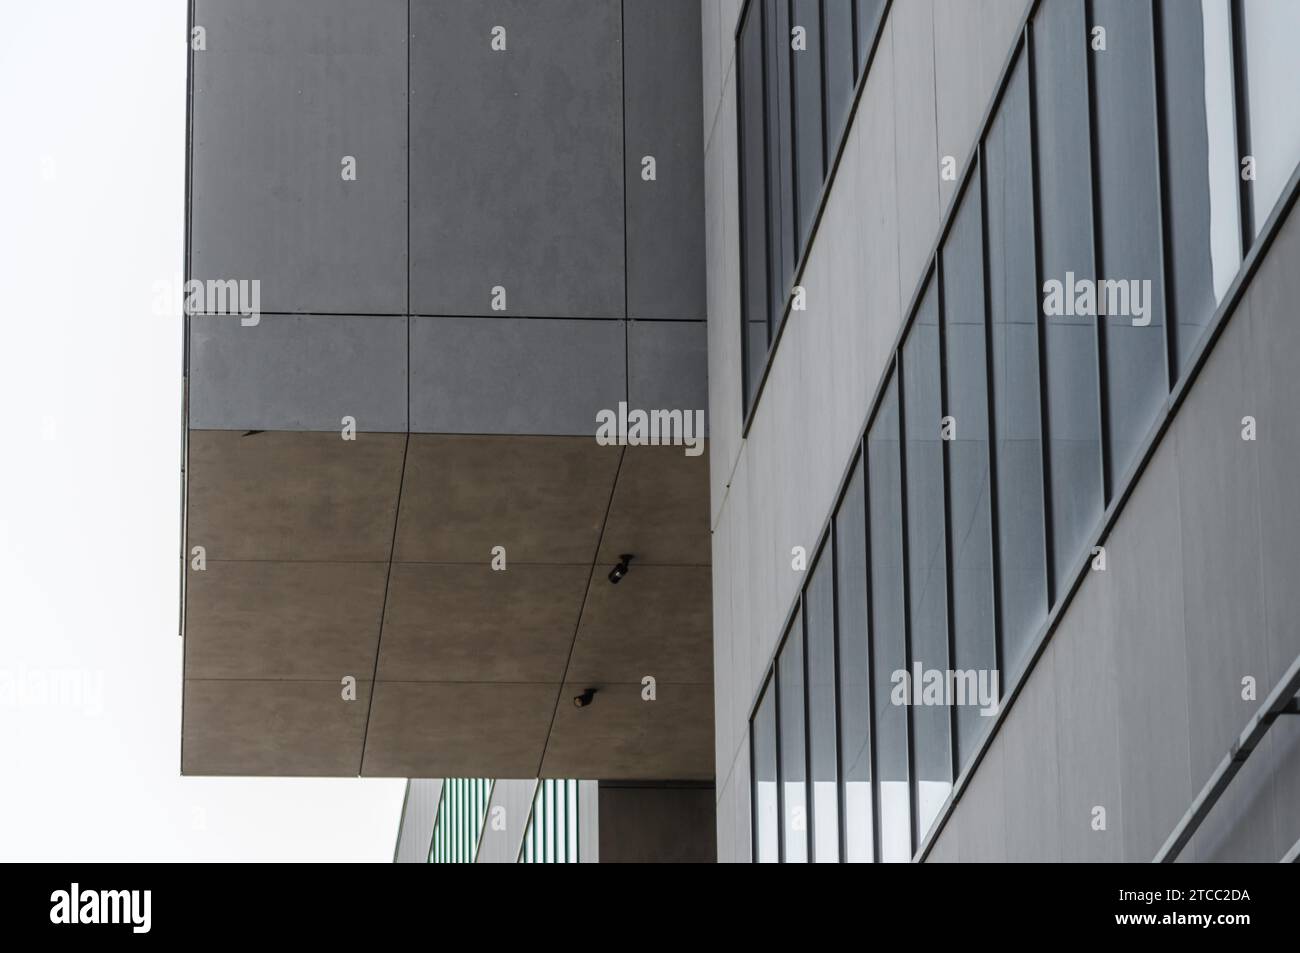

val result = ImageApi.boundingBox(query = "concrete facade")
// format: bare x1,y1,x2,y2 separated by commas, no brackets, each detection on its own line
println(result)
183,0,713,784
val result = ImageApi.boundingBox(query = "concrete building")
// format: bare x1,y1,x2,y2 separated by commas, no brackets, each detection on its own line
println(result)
706,0,1300,862
181,0,716,851
184,0,1300,863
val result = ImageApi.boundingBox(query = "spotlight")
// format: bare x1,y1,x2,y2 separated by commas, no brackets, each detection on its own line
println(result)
573,688,597,709
608,553,634,585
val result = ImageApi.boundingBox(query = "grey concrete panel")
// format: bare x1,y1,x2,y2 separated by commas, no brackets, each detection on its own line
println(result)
597,782,717,862
712,515,735,789
185,560,386,680
1188,733,1279,862
625,0,706,320
190,0,407,314
701,0,723,150
361,681,557,778
715,772,736,862
568,565,713,685
628,320,710,435
890,0,940,306
999,652,1062,861
182,678,369,776
408,1,624,318
933,0,983,212
926,826,958,862
392,435,621,563
187,430,405,562
598,445,711,567
1051,570,1124,860
542,681,714,780
1108,439,1193,862
956,738,1006,861
1175,302,1268,786
1267,716,1300,857
377,563,590,683
731,743,753,863
1247,213,1300,691
408,316,625,436
706,66,743,528
189,314,407,432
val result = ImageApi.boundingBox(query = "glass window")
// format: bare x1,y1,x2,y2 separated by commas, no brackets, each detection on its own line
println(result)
941,175,999,767
855,0,887,74
792,0,824,248
752,678,780,862
868,374,911,862
985,51,1047,681
766,0,797,343
902,279,952,839
835,455,874,862
738,0,769,411
777,616,808,862
824,0,856,148
1243,0,1300,236
1092,0,1168,488
805,541,839,862
1160,0,1241,376
1034,0,1103,595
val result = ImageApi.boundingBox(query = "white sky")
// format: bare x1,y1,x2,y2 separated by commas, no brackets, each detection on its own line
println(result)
0,2,406,861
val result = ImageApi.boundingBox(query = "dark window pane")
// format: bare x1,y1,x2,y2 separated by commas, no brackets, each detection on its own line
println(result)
752,680,780,862
792,0,824,248
902,279,952,838
738,1,769,412
766,0,796,334
941,176,999,767
835,455,874,862
985,51,1047,679
777,616,808,862
1244,0,1300,236
805,543,839,862
1034,0,1103,595
869,374,911,861
1160,0,1241,376
824,0,856,148
1092,0,1167,487
855,0,887,74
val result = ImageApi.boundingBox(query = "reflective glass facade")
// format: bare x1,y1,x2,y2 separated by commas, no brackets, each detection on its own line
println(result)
519,779,582,864
737,0,890,414
429,778,493,864
746,0,1300,862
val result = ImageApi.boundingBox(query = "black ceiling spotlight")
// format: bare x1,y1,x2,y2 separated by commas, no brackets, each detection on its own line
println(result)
608,553,634,585
573,688,597,709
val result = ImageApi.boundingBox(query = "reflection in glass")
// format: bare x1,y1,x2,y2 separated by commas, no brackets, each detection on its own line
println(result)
903,280,952,838
792,0,824,248
942,176,998,766
835,457,874,861
1034,0,1103,593
805,544,839,862
1092,0,1168,487
777,618,808,862
752,683,780,863
985,51,1047,681
1244,0,1300,236
868,376,911,861
1161,0,1242,376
